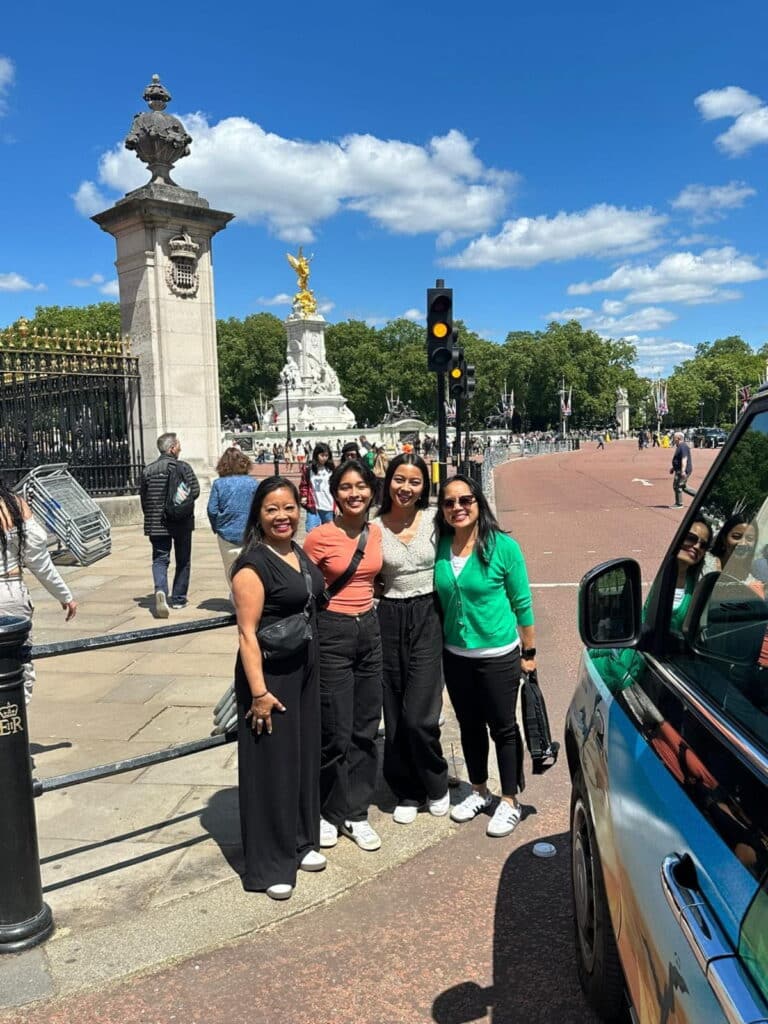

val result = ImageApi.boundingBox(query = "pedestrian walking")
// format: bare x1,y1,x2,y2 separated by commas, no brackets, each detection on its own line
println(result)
0,481,78,703
300,443,336,533
376,454,448,824
434,475,536,838
670,431,694,508
303,459,384,852
206,447,260,589
231,477,326,900
140,432,200,616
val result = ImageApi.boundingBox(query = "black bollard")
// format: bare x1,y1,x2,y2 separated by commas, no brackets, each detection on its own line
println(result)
273,457,281,476
0,616,53,953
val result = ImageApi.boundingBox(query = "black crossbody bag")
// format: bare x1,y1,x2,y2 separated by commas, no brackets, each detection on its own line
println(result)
317,525,369,611
257,553,315,661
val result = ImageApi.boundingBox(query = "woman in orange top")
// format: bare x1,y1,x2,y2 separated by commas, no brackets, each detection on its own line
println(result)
303,459,384,853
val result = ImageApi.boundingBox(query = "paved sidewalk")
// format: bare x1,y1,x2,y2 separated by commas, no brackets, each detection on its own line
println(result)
1,522,475,1014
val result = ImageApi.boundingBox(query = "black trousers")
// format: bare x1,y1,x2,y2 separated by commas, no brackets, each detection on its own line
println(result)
318,608,383,824
235,648,320,891
379,594,448,805
443,647,524,796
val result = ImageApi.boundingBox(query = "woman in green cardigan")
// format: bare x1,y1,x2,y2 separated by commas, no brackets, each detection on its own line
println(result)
434,475,536,838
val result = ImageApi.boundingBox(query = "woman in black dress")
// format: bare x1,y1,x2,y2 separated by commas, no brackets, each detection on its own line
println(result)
231,476,326,900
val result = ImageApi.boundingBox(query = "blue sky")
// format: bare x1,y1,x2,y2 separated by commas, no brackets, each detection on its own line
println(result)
2,0,768,375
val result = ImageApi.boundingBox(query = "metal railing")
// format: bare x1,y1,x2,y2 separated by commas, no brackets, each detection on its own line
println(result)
0,611,237,953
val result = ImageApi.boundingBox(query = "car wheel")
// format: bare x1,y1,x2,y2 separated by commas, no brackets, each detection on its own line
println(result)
571,770,626,1021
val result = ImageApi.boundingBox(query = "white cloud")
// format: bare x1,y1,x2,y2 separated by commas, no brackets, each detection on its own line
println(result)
601,299,626,315
670,181,756,223
72,181,109,216
71,273,106,287
633,338,696,360
444,204,666,269
99,280,119,297
77,116,514,244
403,308,423,321
0,56,14,116
548,304,677,335
695,86,762,121
317,300,335,315
257,293,293,306
0,272,45,292
568,246,767,305
695,86,768,156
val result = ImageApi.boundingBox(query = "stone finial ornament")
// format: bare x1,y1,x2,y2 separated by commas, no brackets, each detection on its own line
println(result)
125,74,192,186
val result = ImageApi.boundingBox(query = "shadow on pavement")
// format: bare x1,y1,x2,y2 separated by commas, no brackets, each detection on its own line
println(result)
432,831,601,1024
200,786,245,877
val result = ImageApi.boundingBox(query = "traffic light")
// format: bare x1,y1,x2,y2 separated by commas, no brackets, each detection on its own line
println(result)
449,348,467,398
427,283,453,371
465,363,476,400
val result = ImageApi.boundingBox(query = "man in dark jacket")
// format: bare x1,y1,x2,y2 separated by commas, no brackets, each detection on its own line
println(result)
670,431,694,508
140,432,200,617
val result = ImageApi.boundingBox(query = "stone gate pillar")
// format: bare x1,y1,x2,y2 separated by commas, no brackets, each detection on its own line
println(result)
92,76,233,472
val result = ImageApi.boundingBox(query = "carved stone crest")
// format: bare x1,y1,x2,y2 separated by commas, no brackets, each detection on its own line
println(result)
165,232,200,297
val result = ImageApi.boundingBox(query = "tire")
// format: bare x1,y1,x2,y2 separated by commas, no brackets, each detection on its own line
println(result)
570,769,626,1021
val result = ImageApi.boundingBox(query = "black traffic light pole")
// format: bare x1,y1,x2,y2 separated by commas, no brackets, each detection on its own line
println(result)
0,616,53,953
437,371,447,487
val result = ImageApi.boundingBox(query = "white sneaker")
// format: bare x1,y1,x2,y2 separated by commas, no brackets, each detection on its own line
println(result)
155,591,169,618
340,819,382,851
266,883,293,900
393,804,418,825
299,850,327,872
450,790,493,823
486,801,522,838
428,792,450,817
319,817,338,848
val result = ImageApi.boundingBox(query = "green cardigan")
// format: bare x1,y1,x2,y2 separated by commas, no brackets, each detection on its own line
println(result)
434,531,535,650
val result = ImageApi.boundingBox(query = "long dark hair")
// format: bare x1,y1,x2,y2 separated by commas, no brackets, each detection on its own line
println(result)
711,513,756,562
310,442,334,475
235,476,300,569
436,474,501,565
0,482,26,572
378,454,430,516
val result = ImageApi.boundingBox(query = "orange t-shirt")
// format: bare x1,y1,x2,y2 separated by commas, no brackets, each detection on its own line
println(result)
303,522,383,615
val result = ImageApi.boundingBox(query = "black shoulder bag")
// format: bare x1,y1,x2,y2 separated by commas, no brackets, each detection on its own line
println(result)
317,525,369,610
521,668,560,774
257,551,315,662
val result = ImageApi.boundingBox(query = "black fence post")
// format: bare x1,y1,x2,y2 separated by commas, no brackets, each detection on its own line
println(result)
0,616,53,953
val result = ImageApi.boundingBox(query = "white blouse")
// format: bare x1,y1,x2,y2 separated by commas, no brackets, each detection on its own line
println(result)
2,517,73,603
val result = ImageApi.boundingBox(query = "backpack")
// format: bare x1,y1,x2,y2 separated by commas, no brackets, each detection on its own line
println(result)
163,459,195,523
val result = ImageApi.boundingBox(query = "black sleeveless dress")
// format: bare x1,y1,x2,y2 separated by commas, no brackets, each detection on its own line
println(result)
233,543,325,891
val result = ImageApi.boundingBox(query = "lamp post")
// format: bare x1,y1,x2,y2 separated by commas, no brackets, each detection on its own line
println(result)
279,370,295,443
699,399,705,426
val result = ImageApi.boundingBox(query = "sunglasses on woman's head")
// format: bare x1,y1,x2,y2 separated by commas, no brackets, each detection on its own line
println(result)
681,531,709,551
442,495,477,510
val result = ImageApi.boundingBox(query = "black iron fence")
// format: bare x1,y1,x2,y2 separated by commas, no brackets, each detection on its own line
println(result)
0,324,144,496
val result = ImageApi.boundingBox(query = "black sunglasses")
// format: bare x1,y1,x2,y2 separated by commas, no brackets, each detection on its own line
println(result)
681,531,709,551
442,495,477,510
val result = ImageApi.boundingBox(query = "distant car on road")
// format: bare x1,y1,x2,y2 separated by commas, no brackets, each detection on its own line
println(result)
566,386,768,1022
692,426,727,448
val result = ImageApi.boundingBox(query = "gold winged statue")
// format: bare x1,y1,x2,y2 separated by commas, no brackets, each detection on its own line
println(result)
286,247,317,316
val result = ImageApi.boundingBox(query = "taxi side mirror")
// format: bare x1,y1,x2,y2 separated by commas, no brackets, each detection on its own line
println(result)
578,558,642,648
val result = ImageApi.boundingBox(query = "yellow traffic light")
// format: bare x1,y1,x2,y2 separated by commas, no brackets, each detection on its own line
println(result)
450,367,463,379
432,322,449,339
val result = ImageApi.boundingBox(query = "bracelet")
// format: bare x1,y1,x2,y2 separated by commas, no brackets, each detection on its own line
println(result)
251,690,268,699
521,647,537,659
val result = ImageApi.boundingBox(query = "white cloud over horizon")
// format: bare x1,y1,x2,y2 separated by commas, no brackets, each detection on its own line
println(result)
71,273,106,287
0,271,45,293
567,246,767,305
695,86,768,156
443,204,666,269
74,115,514,244
547,303,677,335
0,56,14,117
256,292,334,315
670,181,756,223
100,280,120,297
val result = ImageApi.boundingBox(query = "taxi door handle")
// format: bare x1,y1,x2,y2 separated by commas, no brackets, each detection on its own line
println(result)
661,855,768,1024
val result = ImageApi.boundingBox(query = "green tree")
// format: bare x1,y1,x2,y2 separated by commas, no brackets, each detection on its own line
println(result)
216,313,286,418
7,302,122,338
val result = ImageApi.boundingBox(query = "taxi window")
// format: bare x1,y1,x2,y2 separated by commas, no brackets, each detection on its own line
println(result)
667,408,768,757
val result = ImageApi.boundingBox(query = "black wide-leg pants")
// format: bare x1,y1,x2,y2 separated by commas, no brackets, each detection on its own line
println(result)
443,647,524,796
317,608,383,825
379,594,448,805
235,648,321,891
